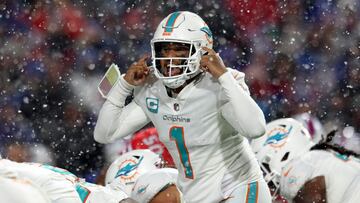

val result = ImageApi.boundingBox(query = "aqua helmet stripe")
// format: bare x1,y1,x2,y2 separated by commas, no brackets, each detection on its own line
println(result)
163,12,181,35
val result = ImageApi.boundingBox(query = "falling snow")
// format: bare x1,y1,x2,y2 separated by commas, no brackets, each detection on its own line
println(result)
0,1,359,194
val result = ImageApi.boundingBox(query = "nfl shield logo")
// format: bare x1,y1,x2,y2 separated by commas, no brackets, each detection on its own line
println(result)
146,97,159,113
174,103,180,111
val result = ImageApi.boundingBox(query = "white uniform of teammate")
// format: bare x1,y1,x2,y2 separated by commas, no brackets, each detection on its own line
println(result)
341,173,360,203
0,159,81,203
280,150,360,203
75,181,128,203
95,70,271,203
0,175,50,203
0,159,129,203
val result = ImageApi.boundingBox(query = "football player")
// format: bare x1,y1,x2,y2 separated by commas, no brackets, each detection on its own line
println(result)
0,159,82,203
95,11,271,202
250,118,315,200
0,159,132,203
280,130,360,203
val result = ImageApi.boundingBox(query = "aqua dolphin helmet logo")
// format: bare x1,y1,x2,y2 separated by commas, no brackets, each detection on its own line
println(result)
115,156,144,182
264,126,293,148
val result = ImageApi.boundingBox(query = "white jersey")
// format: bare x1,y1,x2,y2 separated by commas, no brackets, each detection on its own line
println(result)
341,174,360,203
0,159,81,203
0,176,50,203
280,150,360,203
131,168,181,203
75,181,128,203
95,69,266,202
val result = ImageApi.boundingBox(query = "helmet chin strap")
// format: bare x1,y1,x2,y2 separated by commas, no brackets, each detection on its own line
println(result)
163,76,187,89
163,70,202,97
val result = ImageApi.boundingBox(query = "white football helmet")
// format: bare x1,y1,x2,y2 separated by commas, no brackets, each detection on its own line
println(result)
151,11,213,89
105,149,163,195
250,118,315,197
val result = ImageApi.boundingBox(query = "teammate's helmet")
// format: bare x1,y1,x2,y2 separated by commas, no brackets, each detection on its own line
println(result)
293,112,324,144
151,11,213,89
250,118,314,196
105,149,163,195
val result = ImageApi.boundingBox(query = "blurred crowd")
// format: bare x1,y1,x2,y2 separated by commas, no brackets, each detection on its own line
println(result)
0,0,359,181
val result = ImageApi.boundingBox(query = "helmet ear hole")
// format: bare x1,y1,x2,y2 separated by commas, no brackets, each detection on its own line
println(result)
262,162,271,174
281,152,290,162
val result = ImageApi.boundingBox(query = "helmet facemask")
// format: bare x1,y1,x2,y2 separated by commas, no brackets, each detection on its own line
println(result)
259,157,282,200
151,39,204,89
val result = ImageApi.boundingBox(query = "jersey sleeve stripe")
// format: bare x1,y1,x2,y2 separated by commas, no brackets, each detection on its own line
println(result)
246,181,258,203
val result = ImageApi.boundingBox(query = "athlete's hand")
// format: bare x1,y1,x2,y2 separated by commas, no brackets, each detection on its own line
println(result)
200,47,227,79
124,55,150,86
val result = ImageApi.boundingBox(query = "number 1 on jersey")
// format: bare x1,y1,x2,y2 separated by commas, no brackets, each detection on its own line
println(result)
169,126,194,179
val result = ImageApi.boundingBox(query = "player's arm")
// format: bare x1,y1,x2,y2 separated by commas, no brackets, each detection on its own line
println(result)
200,47,266,138
94,56,151,144
219,70,266,138
293,176,326,203
219,68,266,138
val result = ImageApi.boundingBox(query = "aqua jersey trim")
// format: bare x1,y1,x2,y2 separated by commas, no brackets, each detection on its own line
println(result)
246,182,258,203
75,184,90,203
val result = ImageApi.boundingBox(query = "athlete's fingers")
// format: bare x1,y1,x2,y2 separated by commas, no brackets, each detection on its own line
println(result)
202,47,217,55
137,54,150,65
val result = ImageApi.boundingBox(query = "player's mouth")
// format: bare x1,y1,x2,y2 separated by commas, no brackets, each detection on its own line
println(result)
164,66,182,77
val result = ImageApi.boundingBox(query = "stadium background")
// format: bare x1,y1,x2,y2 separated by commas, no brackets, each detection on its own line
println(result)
0,0,359,182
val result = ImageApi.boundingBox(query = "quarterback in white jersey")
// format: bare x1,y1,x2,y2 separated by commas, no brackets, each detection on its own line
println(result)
280,146,360,203
94,11,271,202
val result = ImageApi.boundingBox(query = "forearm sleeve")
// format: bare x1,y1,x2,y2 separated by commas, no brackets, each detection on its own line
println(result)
219,71,266,138
94,76,150,144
